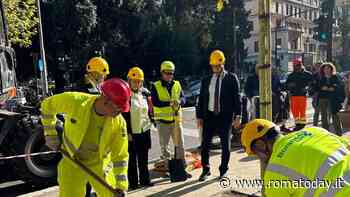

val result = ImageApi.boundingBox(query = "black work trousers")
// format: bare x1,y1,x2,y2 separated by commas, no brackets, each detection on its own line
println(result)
128,130,151,187
201,111,232,174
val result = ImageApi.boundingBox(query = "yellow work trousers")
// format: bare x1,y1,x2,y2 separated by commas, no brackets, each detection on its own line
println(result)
58,157,113,197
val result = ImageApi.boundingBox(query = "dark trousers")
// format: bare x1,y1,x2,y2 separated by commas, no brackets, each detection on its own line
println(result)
201,111,232,174
128,130,151,187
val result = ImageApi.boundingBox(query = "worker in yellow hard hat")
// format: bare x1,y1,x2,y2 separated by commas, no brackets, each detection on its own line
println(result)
122,67,154,190
76,57,110,94
151,60,191,180
241,119,350,197
197,49,241,181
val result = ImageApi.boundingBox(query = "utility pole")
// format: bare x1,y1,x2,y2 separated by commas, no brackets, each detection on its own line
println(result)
258,0,272,121
36,0,49,97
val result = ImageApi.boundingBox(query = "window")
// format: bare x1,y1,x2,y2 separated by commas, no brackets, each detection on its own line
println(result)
298,8,302,18
294,7,297,17
291,39,298,50
286,4,289,15
310,44,316,52
290,6,293,16
276,2,279,14
309,28,313,35
277,38,282,46
254,41,259,52
314,12,317,20
309,11,312,21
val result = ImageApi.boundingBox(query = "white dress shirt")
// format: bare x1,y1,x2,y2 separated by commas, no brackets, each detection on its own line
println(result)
208,72,224,112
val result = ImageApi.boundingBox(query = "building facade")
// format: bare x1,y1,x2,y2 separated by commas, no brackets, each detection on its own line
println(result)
244,0,321,72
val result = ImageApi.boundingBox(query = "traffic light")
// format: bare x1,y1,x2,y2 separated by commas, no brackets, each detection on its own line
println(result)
313,15,329,42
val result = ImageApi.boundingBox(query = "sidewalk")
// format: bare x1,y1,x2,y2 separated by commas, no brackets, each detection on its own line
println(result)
20,147,262,197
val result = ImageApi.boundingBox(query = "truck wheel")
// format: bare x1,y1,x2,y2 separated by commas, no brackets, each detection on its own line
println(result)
11,127,61,186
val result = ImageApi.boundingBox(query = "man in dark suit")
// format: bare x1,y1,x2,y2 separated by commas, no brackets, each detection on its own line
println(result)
196,50,241,181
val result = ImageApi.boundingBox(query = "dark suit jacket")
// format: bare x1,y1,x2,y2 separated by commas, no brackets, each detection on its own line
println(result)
196,71,241,122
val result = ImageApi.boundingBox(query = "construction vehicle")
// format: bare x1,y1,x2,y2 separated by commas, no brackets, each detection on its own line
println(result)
0,1,59,185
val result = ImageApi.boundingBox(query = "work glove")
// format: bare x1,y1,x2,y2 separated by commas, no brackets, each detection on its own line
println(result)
45,135,61,151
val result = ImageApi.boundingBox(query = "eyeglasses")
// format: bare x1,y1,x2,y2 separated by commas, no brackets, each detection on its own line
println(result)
163,72,174,75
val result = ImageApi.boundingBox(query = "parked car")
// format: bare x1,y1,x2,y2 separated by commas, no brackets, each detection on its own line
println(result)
183,80,201,107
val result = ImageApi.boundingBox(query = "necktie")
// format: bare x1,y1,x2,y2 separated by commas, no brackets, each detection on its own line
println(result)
214,74,220,115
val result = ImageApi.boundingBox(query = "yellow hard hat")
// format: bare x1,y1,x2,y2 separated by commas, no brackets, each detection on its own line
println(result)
209,50,225,66
127,67,144,81
86,57,109,75
160,61,175,72
241,119,276,155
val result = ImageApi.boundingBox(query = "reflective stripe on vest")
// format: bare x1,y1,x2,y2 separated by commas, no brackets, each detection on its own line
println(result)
266,146,350,196
113,161,128,168
307,147,349,196
153,80,181,121
266,163,309,183
116,174,127,181
320,171,350,197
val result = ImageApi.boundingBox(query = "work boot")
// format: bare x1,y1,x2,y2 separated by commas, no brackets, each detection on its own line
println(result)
140,182,154,187
198,168,211,182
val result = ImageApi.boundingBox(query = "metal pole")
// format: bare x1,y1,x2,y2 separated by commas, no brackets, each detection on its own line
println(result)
36,0,49,97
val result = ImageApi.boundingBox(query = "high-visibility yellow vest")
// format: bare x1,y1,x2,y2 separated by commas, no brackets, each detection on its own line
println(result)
153,80,182,122
264,127,350,197
41,92,128,191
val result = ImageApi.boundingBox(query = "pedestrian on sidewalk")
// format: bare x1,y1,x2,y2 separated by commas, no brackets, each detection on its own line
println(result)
241,119,350,197
42,78,130,197
196,50,241,181
317,62,345,136
123,67,154,190
150,61,189,174
244,65,282,121
285,58,313,131
310,62,322,126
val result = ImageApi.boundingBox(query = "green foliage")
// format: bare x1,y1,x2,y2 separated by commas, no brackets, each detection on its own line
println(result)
211,0,252,72
42,0,252,78
3,0,39,47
